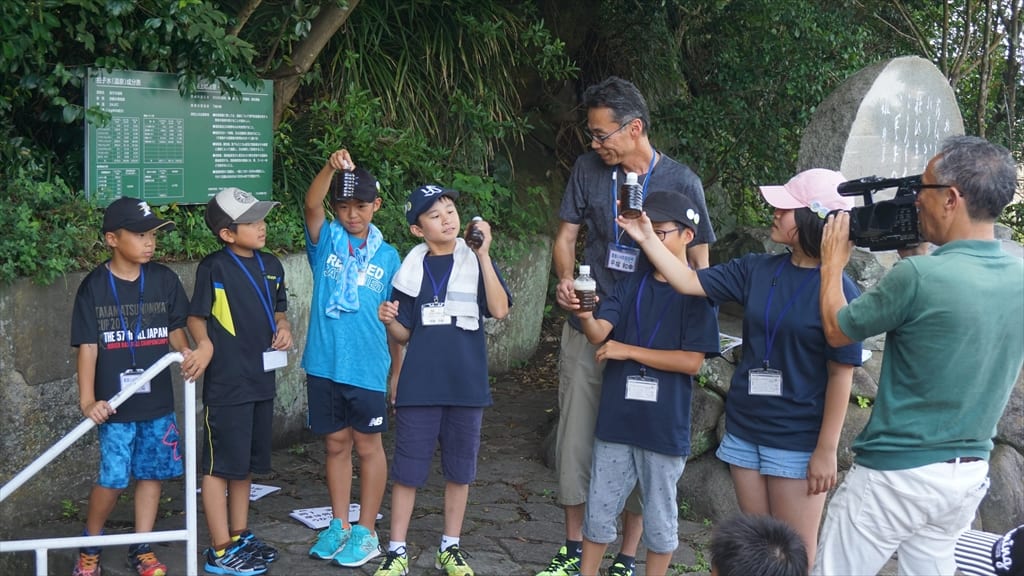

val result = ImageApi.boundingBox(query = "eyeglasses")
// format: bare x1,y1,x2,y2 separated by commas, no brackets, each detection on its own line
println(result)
653,226,684,241
584,117,636,144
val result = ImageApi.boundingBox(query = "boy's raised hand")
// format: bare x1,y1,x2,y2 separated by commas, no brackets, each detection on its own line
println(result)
616,211,657,244
327,149,355,172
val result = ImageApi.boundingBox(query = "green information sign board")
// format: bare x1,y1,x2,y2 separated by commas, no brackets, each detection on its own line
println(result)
85,69,273,206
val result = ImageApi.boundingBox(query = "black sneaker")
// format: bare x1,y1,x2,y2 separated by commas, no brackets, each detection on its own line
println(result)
204,542,267,576
237,530,278,564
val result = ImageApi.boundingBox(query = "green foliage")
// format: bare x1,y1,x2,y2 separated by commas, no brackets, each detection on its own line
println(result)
999,203,1024,243
650,0,891,234
0,172,107,285
60,498,80,520
276,87,554,264
856,395,873,409
672,550,712,574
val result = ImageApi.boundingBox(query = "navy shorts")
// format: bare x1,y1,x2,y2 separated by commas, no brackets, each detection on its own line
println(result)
97,413,183,489
201,400,273,480
306,375,388,435
391,406,483,488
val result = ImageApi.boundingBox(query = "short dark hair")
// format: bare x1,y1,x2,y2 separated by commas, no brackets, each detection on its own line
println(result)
582,76,651,135
793,207,824,259
933,135,1017,221
711,514,808,576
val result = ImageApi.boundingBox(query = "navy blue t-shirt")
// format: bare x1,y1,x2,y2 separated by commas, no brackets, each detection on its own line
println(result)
697,253,863,451
392,253,512,407
594,272,720,456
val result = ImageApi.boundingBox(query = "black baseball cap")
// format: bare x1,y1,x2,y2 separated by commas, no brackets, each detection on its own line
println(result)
643,190,701,232
330,167,380,203
102,197,175,233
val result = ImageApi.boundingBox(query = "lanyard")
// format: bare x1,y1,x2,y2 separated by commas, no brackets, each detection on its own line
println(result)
762,258,819,368
423,256,454,303
633,272,678,370
348,237,368,269
224,248,278,334
107,264,145,368
612,147,658,242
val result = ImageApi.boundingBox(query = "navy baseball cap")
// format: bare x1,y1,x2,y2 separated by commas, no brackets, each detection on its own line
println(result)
405,184,460,225
643,190,701,232
102,197,175,233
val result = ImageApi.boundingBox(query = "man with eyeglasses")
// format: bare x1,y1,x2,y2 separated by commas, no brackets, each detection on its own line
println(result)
814,135,1024,575
540,76,715,576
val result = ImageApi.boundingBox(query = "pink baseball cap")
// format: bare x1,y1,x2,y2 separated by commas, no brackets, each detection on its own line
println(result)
759,169,854,215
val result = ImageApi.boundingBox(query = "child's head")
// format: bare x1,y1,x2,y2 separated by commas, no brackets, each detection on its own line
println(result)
405,184,461,244
102,197,175,263
329,167,382,237
710,514,808,576
205,187,280,252
642,190,699,255
758,169,853,258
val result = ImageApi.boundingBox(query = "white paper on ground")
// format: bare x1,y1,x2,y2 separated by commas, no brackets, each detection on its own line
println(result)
196,483,281,502
289,503,382,530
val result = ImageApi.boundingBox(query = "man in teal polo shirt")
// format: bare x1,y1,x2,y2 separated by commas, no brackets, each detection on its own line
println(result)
814,135,1024,576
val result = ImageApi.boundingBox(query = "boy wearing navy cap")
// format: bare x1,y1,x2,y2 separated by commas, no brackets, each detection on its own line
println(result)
302,150,402,569
375,184,512,576
189,187,292,575
576,191,720,576
70,197,200,576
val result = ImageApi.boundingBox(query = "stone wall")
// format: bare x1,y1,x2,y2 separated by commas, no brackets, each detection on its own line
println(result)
0,238,551,532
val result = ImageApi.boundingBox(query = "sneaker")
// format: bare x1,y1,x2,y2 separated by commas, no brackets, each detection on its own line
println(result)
435,544,474,576
536,546,581,576
607,560,634,576
372,550,409,576
309,517,350,560
237,529,278,564
204,542,268,576
72,551,102,576
126,544,167,576
333,524,382,567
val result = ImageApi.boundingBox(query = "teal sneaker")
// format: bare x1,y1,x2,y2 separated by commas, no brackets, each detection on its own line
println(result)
332,524,381,567
536,545,581,576
308,518,349,560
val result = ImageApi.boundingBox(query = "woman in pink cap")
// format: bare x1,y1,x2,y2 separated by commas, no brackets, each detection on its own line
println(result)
618,169,863,570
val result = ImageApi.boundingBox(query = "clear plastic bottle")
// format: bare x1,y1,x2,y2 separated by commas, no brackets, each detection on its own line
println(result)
465,216,485,249
619,171,643,218
573,264,597,312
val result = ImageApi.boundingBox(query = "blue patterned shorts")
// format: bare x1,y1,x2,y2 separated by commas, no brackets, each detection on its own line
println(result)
97,413,183,489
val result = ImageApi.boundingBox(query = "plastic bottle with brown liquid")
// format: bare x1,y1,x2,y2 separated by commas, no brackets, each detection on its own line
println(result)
465,216,485,249
573,265,597,312
619,171,643,218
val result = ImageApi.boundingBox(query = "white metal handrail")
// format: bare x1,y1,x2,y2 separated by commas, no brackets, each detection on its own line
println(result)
0,352,198,576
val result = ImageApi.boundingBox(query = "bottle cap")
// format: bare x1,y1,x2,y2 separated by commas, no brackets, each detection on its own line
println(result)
625,172,639,185
472,216,483,222
579,265,590,275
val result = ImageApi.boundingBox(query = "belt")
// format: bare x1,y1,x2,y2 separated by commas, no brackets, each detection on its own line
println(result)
944,456,983,464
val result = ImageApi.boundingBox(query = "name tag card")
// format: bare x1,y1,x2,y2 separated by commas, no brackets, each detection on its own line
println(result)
421,302,451,326
625,375,659,402
748,368,783,396
263,349,288,372
120,368,150,394
607,243,640,273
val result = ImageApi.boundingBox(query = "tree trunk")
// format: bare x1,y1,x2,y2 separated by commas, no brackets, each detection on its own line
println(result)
270,0,362,128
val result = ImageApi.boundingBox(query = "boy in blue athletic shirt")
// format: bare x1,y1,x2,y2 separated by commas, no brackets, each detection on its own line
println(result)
303,150,402,569
189,187,292,576
375,184,512,576
574,191,720,576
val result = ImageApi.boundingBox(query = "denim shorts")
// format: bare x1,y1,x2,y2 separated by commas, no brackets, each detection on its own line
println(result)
715,431,811,479
98,413,183,489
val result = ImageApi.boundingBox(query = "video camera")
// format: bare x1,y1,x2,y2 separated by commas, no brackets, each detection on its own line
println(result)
836,175,922,251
